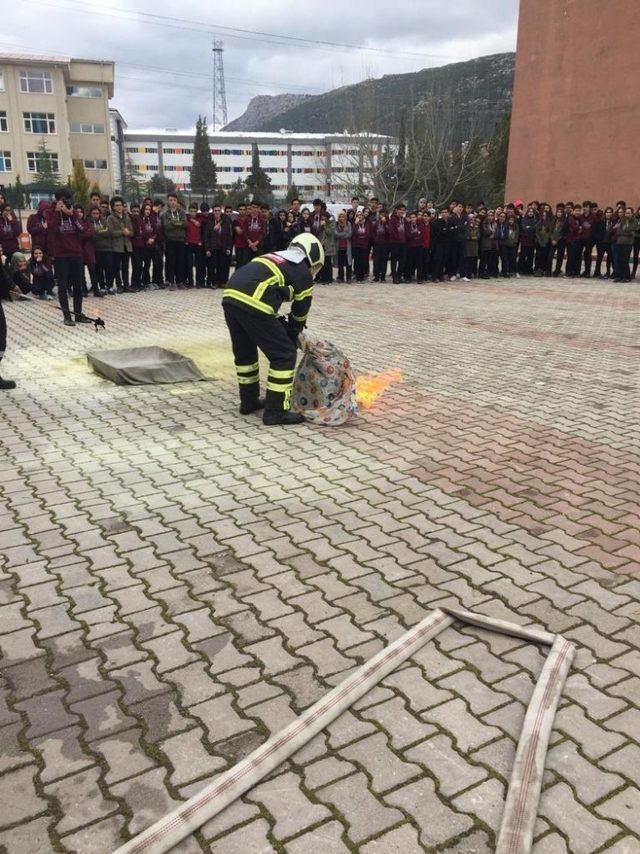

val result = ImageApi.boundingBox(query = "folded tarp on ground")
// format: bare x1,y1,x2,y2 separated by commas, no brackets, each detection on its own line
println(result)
87,347,207,385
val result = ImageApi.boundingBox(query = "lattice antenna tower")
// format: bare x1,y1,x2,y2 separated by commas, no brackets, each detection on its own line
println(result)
212,40,228,132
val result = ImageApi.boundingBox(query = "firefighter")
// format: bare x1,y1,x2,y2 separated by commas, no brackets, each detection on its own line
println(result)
222,233,324,426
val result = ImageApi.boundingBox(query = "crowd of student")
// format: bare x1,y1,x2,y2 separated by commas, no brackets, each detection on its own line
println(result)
1,189,639,328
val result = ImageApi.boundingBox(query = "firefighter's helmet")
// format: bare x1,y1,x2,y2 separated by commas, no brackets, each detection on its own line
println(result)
289,233,325,277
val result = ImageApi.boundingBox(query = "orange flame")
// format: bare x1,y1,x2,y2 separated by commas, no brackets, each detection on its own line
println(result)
356,369,403,409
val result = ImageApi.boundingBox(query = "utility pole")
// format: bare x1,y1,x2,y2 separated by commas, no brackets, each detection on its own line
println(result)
212,40,228,132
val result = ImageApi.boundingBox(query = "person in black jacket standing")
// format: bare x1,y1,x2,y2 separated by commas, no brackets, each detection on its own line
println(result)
0,248,16,389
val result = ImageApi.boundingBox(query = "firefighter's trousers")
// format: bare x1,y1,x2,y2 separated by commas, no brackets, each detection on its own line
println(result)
223,303,297,412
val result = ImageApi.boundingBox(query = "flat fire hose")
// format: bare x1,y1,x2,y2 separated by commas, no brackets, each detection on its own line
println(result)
114,606,575,854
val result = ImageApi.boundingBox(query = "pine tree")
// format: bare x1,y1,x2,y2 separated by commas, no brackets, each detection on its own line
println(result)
34,137,60,190
285,183,301,205
70,159,91,207
90,180,102,198
245,144,273,204
190,116,217,196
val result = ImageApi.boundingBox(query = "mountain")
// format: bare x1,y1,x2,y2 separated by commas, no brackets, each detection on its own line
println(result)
224,94,313,132
255,52,515,142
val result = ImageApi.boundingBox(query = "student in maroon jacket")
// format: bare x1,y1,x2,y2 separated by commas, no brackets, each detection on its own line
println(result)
565,203,584,277
244,203,267,259
48,189,91,326
73,205,102,298
203,204,233,286
405,212,424,282
351,213,371,282
27,200,51,254
371,212,389,282
185,203,206,287
0,205,21,263
388,203,408,284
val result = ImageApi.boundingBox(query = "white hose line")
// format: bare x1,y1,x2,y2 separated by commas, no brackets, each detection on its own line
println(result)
496,635,576,854
114,608,454,854
441,606,556,646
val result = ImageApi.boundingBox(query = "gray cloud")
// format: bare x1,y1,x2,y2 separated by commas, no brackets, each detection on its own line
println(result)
7,0,517,129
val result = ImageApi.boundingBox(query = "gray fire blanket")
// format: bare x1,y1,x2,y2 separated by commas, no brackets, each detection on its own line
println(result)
291,332,358,425
87,347,207,385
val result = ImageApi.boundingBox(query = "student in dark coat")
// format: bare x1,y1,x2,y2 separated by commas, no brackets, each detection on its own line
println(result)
0,248,17,389
594,207,614,278
203,204,234,286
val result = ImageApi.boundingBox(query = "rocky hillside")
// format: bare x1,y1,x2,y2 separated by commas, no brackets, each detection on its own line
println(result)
254,52,515,142
224,94,313,131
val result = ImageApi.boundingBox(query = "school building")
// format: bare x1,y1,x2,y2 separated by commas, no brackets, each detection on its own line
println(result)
122,130,392,200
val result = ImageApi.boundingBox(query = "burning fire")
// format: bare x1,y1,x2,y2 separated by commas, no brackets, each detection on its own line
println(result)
356,369,403,409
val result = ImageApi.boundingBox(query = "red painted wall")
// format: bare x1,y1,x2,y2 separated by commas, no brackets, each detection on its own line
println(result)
505,0,640,205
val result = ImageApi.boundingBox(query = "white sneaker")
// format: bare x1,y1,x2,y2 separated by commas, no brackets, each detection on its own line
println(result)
462,276,470,282
449,276,456,281
516,273,521,278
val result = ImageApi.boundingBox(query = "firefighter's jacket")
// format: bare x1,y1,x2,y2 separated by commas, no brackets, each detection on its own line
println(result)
222,252,313,332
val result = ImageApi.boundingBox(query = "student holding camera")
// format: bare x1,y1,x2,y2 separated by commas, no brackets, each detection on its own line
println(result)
47,189,92,326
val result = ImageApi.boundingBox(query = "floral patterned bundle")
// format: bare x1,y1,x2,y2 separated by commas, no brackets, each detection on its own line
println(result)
292,332,358,426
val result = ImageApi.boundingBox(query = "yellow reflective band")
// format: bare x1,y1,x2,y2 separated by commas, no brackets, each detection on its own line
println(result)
238,376,259,385
267,380,294,393
288,285,294,300
223,289,275,315
268,368,295,379
253,275,278,300
293,287,314,301
236,361,259,374
253,256,285,285
291,313,307,323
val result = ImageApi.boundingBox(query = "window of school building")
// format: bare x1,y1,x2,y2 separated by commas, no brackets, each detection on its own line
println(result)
23,112,56,134
20,69,53,94
0,151,12,172
66,85,102,98
70,122,105,134
83,159,108,170
27,150,59,172
0,111,7,133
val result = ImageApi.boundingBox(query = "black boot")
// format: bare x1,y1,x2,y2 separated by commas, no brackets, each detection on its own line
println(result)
263,410,305,426
0,375,16,390
239,383,264,415
240,397,265,415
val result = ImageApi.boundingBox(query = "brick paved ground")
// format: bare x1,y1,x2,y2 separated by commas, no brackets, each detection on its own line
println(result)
1,277,639,854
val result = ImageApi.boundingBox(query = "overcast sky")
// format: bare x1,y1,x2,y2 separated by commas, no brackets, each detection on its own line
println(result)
5,0,518,130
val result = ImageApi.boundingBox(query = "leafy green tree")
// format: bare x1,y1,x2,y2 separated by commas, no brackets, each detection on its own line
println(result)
190,116,217,195
245,144,273,204
34,137,60,190
69,159,91,207
285,183,301,204
146,174,177,198
224,178,249,210
485,113,511,205
121,155,143,202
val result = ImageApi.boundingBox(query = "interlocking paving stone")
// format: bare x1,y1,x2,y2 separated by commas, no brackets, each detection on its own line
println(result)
2,281,640,851
316,771,403,843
